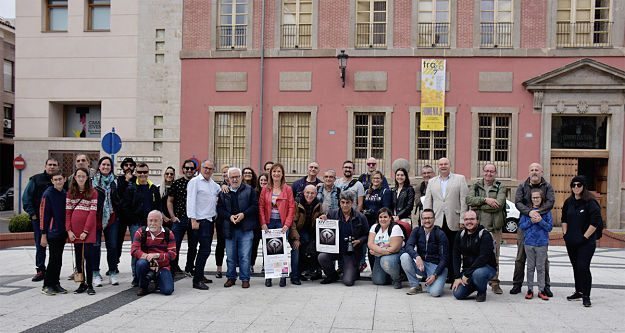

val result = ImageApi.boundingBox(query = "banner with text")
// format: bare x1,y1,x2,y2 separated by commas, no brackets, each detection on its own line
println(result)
420,59,446,131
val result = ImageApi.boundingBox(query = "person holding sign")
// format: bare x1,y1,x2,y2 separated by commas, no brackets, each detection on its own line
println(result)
293,185,323,281
259,163,296,287
317,191,369,286
368,207,405,289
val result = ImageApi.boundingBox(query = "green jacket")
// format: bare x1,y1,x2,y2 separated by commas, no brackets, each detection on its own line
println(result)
465,179,506,231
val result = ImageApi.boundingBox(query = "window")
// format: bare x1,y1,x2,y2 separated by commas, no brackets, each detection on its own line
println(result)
278,112,311,174
218,0,248,49
354,113,385,171
415,112,448,173
3,104,13,138
3,60,13,93
87,0,110,31
556,0,612,47
63,105,102,138
480,0,513,48
478,114,511,178
46,0,68,32
214,112,246,169
281,0,312,49
356,0,387,48
417,0,450,47
551,115,608,149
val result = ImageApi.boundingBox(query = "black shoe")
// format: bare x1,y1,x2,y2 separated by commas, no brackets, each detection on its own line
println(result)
509,284,522,294
32,270,45,282
320,276,338,285
543,286,553,297
582,296,591,307
74,283,88,294
53,285,68,294
567,291,583,301
41,286,57,296
279,277,287,287
265,279,272,287
476,293,486,302
291,279,301,285
86,287,96,295
131,278,139,287
193,281,209,290
137,288,149,296
203,276,213,284
216,271,223,279
299,275,309,282
310,272,322,281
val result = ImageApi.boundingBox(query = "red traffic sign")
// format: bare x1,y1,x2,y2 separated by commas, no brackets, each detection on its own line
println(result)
13,155,26,170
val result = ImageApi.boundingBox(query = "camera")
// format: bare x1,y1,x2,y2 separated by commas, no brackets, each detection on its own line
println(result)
345,236,354,254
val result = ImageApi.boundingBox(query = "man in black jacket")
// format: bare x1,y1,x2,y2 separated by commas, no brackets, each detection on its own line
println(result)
400,209,448,297
115,157,137,266
22,158,58,281
452,210,497,302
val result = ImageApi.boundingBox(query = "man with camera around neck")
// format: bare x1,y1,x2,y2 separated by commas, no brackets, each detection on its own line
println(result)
131,210,176,296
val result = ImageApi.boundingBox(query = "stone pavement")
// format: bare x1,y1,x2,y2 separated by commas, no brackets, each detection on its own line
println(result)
1,241,624,333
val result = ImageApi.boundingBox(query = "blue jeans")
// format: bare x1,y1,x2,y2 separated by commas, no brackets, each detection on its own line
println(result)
136,259,174,295
453,265,497,300
193,219,215,283
32,219,46,271
129,224,140,279
400,253,447,297
92,222,119,274
371,251,403,285
172,217,198,272
225,228,253,281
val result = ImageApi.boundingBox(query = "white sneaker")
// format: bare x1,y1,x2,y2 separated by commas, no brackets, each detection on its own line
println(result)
110,273,119,286
93,274,103,287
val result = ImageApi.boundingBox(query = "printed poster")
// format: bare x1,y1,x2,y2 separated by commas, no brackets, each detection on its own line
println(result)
262,228,290,278
316,219,340,254
420,59,446,131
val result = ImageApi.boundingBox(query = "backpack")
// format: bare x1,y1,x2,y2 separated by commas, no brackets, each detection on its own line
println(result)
375,222,409,240
140,226,172,254
460,228,496,255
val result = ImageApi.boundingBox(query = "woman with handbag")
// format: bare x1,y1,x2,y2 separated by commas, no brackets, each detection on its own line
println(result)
66,167,99,295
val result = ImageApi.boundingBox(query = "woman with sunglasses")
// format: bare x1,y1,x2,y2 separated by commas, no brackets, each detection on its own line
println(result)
160,166,175,227
562,176,602,308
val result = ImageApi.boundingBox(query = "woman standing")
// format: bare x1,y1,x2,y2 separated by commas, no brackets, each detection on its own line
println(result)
259,164,296,287
160,166,175,227
251,173,269,272
562,176,602,308
92,157,120,286
242,167,258,189
362,170,392,271
66,168,98,295
392,168,415,227
368,208,405,288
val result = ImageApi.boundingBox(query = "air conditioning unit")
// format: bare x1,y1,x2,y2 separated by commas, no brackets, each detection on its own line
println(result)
3,119,11,129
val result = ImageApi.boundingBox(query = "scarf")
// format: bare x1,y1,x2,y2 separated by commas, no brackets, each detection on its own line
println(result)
93,173,115,229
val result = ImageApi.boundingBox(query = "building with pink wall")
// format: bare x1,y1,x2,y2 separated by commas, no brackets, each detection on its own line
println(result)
181,0,625,228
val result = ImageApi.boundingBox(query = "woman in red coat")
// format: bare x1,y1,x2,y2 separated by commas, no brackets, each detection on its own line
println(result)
259,163,296,287
66,167,98,295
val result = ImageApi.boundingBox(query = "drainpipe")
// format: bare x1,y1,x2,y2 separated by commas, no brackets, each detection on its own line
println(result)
258,0,266,171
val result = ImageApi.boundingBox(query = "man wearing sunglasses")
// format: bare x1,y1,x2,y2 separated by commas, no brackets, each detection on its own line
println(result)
510,162,555,297
357,157,389,190
120,162,162,286
116,157,138,268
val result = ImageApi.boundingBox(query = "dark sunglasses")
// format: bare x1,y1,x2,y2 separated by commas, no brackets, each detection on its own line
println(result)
183,166,195,171
367,163,376,166
571,182,583,188
136,170,149,175
123,163,134,167
165,173,174,176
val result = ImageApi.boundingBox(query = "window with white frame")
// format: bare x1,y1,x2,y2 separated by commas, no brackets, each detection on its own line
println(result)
45,0,68,32
354,113,385,172
218,0,248,49
278,112,311,175
556,0,612,47
480,0,513,48
478,114,511,178
356,0,387,48
214,112,247,168
281,0,312,49
417,0,450,47
415,112,448,174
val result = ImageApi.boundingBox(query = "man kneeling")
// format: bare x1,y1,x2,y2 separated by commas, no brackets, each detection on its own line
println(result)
131,210,176,296
452,210,497,302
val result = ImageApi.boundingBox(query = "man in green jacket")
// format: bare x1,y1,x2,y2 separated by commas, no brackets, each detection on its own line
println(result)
466,163,506,295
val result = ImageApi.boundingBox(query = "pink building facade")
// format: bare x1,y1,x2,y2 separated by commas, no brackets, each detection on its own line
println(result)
180,0,625,228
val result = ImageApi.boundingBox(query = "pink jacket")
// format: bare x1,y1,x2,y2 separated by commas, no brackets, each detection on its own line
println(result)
259,184,296,228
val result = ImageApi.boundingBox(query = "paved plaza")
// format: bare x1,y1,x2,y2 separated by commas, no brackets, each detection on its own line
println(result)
1,241,624,333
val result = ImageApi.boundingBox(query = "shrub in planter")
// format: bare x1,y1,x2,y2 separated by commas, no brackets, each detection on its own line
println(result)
9,213,32,233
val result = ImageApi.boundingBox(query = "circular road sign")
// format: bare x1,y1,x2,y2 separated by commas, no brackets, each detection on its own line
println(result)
13,155,26,170
102,131,123,155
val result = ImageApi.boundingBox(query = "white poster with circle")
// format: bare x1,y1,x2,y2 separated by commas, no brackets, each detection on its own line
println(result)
316,219,340,253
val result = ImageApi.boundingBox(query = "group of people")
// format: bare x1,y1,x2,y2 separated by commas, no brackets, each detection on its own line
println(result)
23,154,602,307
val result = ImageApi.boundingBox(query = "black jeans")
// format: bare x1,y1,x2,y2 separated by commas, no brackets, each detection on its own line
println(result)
441,216,457,281
193,219,215,283
250,228,262,267
44,237,66,287
318,252,360,286
74,243,93,287
215,218,225,267
566,239,596,296
172,217,198,273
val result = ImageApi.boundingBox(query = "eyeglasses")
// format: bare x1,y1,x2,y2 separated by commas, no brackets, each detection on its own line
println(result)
123,163,134,167
343,166,353,169
367,163,376,167
230,176,241,180
165,173,174,176
183,166,195,171
243,171,253,175
571,182,583,188
136,170,149,175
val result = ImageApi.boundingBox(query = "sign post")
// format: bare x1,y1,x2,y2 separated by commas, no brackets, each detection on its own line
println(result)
101,127,123,168
13,155,26,214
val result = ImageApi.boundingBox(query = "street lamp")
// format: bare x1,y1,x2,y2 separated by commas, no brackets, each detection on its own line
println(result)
337,50,349,88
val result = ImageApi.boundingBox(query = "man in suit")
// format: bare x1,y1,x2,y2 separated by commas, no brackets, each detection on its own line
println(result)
423,157,468,283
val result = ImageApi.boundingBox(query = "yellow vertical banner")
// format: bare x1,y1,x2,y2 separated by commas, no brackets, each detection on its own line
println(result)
420,59,446,131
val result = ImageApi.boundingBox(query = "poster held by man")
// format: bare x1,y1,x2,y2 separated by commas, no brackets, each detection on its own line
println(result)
316,219,340,253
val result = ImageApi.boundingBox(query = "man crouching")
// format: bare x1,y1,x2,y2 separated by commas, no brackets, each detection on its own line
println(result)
131,210,176,296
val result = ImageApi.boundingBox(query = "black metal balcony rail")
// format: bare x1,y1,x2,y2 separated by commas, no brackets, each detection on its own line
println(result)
281,24,312,49
556,21,612,48
355,22,387,48
480,22,513,48
417,22,450,48
217,25,247,49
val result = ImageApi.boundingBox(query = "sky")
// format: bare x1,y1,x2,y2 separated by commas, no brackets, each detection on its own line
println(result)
0,0,15,19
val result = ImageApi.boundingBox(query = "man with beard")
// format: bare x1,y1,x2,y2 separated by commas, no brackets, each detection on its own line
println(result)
335,160,365,211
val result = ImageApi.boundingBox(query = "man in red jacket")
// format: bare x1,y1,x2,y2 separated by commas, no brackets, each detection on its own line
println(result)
131,210,176,296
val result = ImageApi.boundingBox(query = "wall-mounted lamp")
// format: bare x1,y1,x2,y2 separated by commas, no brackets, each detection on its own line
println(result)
337,50,349,88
